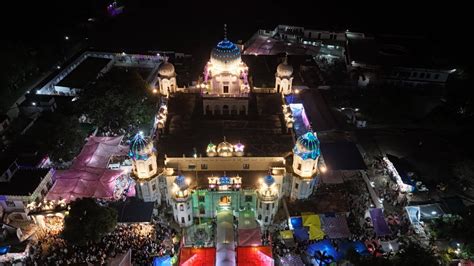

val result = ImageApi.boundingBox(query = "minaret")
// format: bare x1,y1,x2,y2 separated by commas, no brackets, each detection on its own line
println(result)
290,131,321,200
275,54,294,95
256,174,280,226
129,132,160,203
170,175,193,227
157,57,177,97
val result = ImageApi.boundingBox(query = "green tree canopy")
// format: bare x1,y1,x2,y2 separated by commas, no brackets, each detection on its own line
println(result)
20,112,88,162
62,198,117,246
76,68,156,131
393,242,440,266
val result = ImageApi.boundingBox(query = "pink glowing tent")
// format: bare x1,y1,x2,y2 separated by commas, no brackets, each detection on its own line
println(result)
46,136,134,202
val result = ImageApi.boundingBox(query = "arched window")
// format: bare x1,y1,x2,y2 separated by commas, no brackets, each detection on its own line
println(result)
222,105,229,115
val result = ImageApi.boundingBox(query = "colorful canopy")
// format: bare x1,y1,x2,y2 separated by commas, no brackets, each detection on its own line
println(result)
179,247,216,266
370,208,391,237
321,215,351,239
237,246,273,266
153,255,171,266
302,213,325,240
46,136,135,202
280,230,294,240
306,239,341,264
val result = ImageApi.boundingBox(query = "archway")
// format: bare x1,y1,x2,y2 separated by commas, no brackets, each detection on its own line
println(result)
222,105,229,115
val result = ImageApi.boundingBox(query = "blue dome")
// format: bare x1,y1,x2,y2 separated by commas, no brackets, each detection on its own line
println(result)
129,132,148,160
294,132,320,160
219,175,231,185
175,175,186,188
211,39,241,64
263,175,275,186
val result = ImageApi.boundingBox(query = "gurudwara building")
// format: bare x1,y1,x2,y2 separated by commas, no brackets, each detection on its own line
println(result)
131,35,323,230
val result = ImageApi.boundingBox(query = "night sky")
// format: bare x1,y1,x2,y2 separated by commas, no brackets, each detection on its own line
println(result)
1,0,472,73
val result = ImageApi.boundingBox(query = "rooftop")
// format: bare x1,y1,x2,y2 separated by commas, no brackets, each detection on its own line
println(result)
57,57,112,89
158,94,293,158
182,170,272,189
0,168,50,196
346,33,451,70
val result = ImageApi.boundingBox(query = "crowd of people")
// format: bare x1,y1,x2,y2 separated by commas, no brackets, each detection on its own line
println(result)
28,217,177,265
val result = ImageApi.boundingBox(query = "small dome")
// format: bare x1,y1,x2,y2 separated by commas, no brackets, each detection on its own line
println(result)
158,61,175,77
129,132,149,160
277,57,293,77
294,132,320,160
174,175,187,189
207,142,217,157
210,39,241,66
217,141,234,157
263,175,275,186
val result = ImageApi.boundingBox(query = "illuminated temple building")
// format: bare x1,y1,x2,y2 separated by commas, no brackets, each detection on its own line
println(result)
128,32,324,265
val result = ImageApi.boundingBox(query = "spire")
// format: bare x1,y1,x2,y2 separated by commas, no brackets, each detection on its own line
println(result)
224,24,227,40
284,53,288,64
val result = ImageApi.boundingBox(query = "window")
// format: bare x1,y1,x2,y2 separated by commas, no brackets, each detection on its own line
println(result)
198,195,205,202
265,216,269,223
412,72,418,77
201,164,208,170
266,204,269,210
272,203,275,209
258,214,262,220
187,203,190,209
426,73,431,79
259,201,262,209
175,204,177,210
180,204,184,211
245,195,252,202
243,164,250,169
5,201,15,207
297,164,301,171
181,217,185,224
420,73,425,78
188,164,196,170
434,74,439,79
188,215,191,221
152,184,156,191
223,85,229,93
295,183,299,190
199,205,205,214
149,164,153,172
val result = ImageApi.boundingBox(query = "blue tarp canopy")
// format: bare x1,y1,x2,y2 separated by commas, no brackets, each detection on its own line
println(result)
306,239,341,264
370,208,391,236
290,216,303,229
0,245,10,255
294,227,309,242
153,255,171,266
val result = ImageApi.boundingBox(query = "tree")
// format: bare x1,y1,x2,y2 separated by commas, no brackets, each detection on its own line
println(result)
22,112,88,162
393,242,440,266
76,68,156,132
62,198,118,246
452,159,474,188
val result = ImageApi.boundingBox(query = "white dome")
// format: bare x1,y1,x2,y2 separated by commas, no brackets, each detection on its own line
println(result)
158,61,175,77
217,141,233,157
277,58,293,77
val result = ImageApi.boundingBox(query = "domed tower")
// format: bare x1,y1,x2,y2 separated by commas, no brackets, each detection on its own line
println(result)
275,56,294,95
256,174,280,226
158,59,177,97
291,131,321,200
171,175,193,227
217,138,234,157
233,141,244,157
129,132,160,203
206,141,217,157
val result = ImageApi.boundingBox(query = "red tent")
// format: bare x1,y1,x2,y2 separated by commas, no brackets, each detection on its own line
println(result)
179,247,216,266
237,246,274,266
